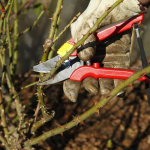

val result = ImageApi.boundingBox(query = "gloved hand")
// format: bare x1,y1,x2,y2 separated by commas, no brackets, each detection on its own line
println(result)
63,0,150,102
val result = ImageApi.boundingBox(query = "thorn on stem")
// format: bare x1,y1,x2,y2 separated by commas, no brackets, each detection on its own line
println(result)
80,121,85,125
140,72,147,77
57,124,63,128
95,109,100,115
128,82,133,87
93,100,98,105
51,131,55,135
60,133,63,137
106,94,111,99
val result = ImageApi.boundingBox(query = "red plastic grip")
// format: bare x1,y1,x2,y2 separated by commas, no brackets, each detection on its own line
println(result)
95,14,144,42
70,14,144,57
69,63,150,84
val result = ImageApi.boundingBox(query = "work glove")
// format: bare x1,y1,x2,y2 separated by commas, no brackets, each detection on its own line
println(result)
63,0,150,102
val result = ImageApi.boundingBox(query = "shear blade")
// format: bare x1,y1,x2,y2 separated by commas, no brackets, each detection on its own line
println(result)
37,60,83,85
31,55,61,73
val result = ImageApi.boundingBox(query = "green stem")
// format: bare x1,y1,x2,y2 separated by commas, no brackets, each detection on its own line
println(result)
53,12,81,44
37,86,49,118
12,11,44,39
0,0,11,37
7,118,34,135
12,81,38,100
48,14,60,59
6,0,14,78
31,111,55,134
0,51,25,139
24,63,150,147
0,87,15,150
12,0,18,75
0,49,13,113
0,47,6,84
0,11,44,47
0,89,9,136
48,1,63,39
41,0,64,62
21,81,38,90
37,0,64,119
0,134,11,150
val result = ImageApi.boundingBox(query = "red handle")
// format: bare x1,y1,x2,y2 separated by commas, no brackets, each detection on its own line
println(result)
70,14,144,56
95,14,144,41
69,63,150,84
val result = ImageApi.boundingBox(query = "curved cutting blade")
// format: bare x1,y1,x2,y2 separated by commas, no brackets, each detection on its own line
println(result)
31,55,61,73
37,60,83,85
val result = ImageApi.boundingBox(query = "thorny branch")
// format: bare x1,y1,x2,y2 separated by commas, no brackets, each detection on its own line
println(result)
36,0,64,119
24,60,150,147
3,0,149,149
0,0,44,149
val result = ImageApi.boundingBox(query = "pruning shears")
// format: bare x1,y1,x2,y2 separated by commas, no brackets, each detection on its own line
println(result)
32,14,150,85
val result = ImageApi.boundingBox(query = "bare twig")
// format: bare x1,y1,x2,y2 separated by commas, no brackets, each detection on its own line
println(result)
6,0,14,77
0,133,11,150
0,89,9,137
31,110,55,134
0,1,5,12
34,104,40,122
12,0,18,74
37,0,64,119
0,0,11,36
10,0,37,19
12,11,44,39
53,12,81,44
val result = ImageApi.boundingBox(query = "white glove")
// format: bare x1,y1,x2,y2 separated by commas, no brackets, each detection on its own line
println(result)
63,0,148,102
